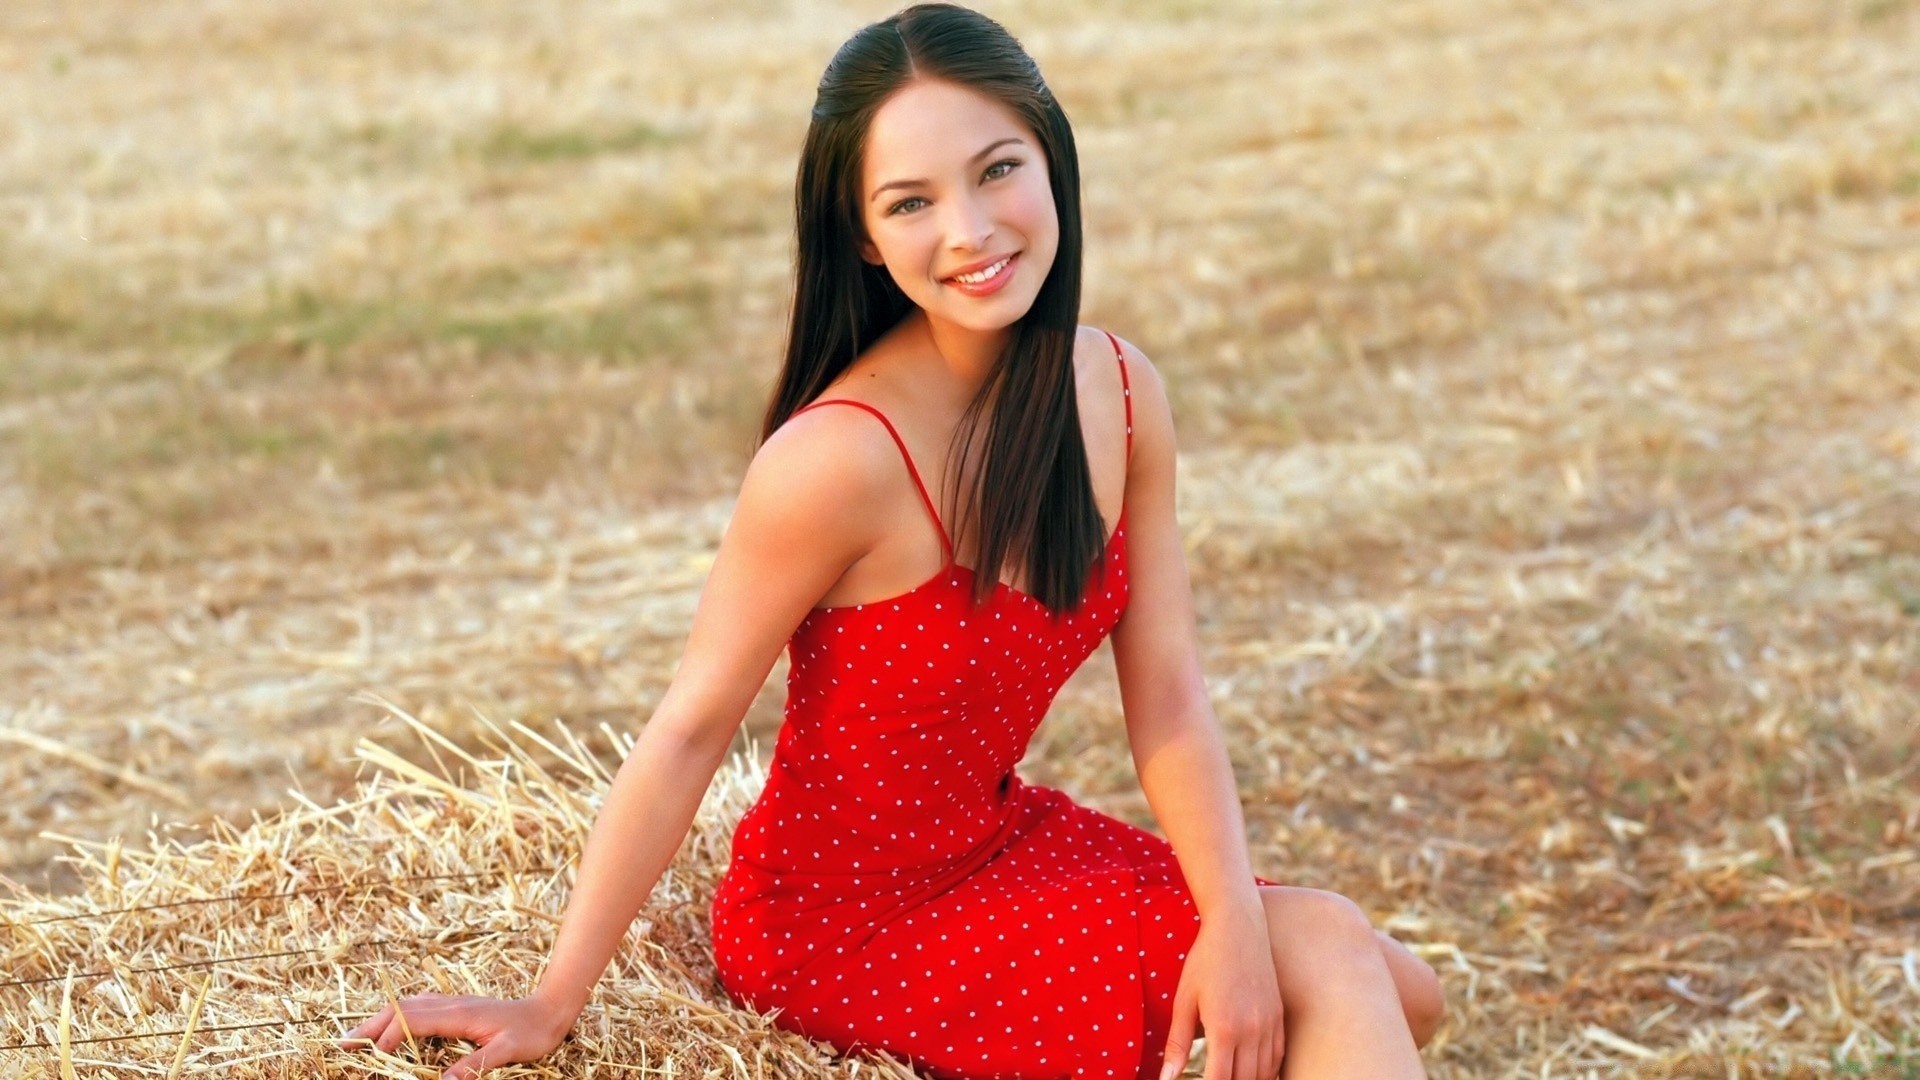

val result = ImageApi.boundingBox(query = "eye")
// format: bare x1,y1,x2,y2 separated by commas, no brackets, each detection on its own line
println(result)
885,159,1022,217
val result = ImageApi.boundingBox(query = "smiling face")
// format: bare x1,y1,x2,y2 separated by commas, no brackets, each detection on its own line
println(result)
856,77,1059,334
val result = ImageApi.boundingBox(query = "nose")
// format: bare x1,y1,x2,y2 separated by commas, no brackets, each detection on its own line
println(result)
944,193,994,253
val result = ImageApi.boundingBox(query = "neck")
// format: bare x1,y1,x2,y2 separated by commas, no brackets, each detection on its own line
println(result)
913,308,1011,399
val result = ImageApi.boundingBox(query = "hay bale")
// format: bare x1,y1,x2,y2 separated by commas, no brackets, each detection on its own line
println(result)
0,702,923,1077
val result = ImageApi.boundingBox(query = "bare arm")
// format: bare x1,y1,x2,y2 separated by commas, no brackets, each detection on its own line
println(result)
530,407,896,1024
1107,340,1265,928
343,406,896,1075
526,724,733,1025
1107,338,1284,1077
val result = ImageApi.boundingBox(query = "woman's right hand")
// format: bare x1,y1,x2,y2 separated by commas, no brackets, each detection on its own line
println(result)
337,993,573,1079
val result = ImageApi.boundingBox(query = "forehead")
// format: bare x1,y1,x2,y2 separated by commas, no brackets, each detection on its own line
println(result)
863,78,1032,185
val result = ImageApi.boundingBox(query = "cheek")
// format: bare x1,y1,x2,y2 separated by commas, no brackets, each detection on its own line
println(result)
870,228,934,276
900,234,945,281
1006,178,1057,240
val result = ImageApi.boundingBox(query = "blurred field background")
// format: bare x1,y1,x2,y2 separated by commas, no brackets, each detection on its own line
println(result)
3,0,1918,1074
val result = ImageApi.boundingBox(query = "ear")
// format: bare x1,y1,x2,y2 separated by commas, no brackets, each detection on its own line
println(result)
857,237,883,265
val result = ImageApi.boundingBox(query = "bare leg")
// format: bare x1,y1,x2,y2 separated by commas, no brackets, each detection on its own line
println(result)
1374,929,1445,1048
1257,886,1427,1079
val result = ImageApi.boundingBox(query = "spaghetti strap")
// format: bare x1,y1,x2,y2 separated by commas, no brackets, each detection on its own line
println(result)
790,399,955,564
714,363,1156,1080
1101,329,1133,466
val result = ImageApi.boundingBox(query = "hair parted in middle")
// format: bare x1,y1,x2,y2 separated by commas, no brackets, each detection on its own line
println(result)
757,1,1110,617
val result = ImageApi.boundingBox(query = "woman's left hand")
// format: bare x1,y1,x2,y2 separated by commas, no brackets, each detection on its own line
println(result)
1158,902,1284,1080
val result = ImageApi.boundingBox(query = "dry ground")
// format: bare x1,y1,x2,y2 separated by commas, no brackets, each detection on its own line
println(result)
2,0,1917,1075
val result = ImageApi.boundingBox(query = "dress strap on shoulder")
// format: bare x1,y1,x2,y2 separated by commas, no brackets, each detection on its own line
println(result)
790,399,955,564
1100,330,1133,465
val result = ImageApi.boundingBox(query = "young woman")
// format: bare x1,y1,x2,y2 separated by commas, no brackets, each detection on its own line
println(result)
342,5,1443,1078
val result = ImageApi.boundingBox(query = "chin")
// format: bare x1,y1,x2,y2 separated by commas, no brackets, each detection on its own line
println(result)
954,308,1030,333
940,291,1039,332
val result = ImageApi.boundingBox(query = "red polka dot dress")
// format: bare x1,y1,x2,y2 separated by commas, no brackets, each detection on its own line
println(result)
710,331,1281,1079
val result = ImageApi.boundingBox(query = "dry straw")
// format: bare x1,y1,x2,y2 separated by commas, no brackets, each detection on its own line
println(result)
0,699,928,1077
3,696,1912,1076
4,0,1919,1075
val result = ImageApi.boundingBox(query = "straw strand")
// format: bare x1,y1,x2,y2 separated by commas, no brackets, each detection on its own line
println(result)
9,865,555,929
1,1013,341,1052
0,932,513,992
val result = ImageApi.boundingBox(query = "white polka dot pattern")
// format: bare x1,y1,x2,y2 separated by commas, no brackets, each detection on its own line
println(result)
709,334,1281,1078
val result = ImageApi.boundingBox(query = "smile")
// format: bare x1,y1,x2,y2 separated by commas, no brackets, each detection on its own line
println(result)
944,252,1020,295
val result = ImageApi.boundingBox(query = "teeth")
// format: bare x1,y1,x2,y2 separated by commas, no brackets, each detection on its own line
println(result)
953,256,1011,285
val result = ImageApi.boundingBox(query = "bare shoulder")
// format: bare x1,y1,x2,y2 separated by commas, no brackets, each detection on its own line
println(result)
648,402,904,750
1080,326,1165,395
753,400,904,485
741,402,907,554
1078,326,1172,456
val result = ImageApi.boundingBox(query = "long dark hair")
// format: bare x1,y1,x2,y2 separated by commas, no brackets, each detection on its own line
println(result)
756,2,1105,617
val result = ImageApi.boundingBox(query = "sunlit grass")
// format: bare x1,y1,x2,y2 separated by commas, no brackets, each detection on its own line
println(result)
0,0,1915,1074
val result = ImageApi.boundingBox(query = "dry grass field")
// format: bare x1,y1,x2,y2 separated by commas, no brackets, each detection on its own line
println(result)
2,0,1917,1075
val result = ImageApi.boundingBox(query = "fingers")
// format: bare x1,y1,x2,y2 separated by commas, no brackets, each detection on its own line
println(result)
1159,991,1196,1080
338,1003,391,1049
1191,1022,1288,1080
443,1046,493,1080
1198,1032,1223,1080
377,1005,415,1054
1247,1026,1288,1080
338,994,536,1077
338,995,431,1055
388,994,480,1053
1200,1035,1282,1080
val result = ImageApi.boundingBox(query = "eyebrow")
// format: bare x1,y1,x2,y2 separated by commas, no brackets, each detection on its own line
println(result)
868,137,1028,203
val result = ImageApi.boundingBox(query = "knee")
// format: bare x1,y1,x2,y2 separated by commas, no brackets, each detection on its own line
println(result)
1259,886,1379,957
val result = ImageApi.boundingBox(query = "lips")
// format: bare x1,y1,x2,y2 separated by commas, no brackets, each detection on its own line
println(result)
942,253,1021,298
943,252,1019,282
